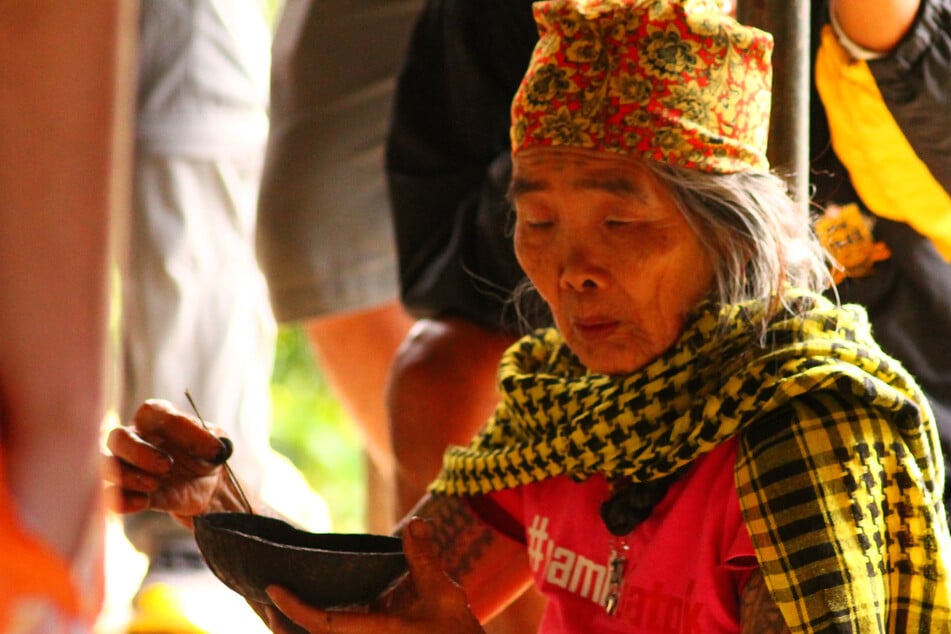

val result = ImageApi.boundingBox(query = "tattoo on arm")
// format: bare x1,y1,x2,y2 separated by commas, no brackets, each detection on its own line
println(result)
410,494,497,581
740,568,790,634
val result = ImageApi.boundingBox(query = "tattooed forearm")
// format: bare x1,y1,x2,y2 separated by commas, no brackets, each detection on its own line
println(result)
396,492,535,620
740,568,790,634
402,493,498,581
429,494,497,579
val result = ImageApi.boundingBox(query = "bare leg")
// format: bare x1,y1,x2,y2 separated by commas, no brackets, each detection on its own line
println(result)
386,318,515,513
305,300,414,531
386,317,547,632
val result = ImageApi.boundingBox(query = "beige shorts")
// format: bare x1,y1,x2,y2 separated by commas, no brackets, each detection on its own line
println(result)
256,0,423,323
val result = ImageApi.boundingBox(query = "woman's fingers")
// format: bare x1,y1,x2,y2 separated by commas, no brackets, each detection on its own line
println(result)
264,606,291,634
103,458,164,494
135,399,226,461
105,426,173,480
264,605,311,634
400,518,481,625
132,399,230,476
103,427,169,513
266,586,386,633
103,484,150,514
401,518,449,588
374,517,449,613
265,587,319,630
102,400,233,518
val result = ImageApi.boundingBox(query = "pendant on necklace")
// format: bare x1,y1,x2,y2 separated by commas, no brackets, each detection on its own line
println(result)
604,541,629,615
599,474,678,615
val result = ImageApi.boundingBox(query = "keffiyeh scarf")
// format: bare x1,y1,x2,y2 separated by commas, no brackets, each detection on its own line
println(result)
430,290,951,631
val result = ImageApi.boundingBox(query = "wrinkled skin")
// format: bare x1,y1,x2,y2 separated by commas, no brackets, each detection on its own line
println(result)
511,147,716,375
104,399,233,529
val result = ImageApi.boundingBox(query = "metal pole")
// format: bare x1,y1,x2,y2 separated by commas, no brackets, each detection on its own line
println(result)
737,0,811,213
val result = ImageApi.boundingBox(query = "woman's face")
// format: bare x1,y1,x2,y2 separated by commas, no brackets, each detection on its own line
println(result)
512,147,716,374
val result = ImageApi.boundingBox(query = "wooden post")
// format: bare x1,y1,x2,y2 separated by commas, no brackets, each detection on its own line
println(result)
737,0,811,213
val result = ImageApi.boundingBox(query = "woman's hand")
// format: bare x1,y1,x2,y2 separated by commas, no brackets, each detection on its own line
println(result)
264,517,485,634
103,399,236,529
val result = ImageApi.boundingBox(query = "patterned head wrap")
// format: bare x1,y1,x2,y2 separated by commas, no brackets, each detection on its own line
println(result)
511,0,774,173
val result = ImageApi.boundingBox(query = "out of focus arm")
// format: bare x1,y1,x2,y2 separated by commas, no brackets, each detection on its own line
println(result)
816,0,951,259
830,0,920,53
0,1,136,562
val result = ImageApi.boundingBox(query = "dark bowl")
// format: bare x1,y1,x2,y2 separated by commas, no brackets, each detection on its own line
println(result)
194,512,407,608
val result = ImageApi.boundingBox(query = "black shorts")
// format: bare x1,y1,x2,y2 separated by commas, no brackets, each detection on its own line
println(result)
385,0,545,334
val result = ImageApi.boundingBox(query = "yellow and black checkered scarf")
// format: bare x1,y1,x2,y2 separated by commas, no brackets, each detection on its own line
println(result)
430,290,951,631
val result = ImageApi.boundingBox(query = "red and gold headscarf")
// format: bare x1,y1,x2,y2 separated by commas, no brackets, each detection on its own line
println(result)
510,0,774,173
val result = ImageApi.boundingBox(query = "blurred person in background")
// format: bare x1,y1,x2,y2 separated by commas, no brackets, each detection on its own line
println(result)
256,0,420,534
0,1,136,630
808,0,951,509
119,1,282,630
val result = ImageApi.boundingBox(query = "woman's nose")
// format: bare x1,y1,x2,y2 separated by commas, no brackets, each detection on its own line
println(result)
559,249,608,292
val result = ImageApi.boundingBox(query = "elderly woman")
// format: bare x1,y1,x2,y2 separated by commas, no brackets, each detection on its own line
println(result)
106,0,951,632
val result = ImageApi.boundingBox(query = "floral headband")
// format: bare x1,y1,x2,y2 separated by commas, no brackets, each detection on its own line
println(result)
510,0,774,173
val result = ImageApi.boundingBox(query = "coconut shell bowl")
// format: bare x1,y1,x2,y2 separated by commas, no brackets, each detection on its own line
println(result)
194,512,408,608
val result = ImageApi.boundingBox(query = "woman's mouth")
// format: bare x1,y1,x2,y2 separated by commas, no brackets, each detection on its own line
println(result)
572,318,620,340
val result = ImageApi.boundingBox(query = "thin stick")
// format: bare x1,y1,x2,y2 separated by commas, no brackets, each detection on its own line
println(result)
185,390,254,514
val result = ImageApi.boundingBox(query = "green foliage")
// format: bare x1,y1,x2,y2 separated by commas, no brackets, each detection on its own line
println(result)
269,325,366,533
262,0,285,30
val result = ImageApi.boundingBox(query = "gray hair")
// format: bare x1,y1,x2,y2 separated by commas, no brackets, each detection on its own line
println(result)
644,161,833,309
510,162,834,335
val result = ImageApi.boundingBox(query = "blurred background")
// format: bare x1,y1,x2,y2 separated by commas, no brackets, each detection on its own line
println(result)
258,0,365,536
269,325,365,534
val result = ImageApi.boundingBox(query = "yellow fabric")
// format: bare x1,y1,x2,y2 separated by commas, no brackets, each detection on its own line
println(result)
127,583,208,634
431,290,951,631
814,202,891,283
815,24,951,261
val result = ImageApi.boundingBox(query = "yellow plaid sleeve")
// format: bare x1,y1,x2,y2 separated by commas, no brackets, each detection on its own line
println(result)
737,390,951,632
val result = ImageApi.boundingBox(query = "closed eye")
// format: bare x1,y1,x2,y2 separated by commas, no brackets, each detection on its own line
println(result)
525,219,554,229
604,217,639,228
516,212,555,230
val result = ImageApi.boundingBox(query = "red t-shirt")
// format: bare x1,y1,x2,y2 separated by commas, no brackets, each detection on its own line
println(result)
471,437,757,633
